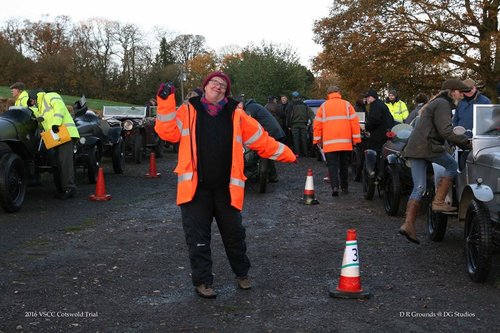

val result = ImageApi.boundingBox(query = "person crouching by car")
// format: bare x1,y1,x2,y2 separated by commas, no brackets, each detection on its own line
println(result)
399,79,472,244
154,71,296,299
27,89,80,199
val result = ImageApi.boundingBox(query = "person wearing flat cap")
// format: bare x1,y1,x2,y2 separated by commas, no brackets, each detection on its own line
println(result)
399,78,472,245
364,89,394,154
10,82,29,107
154,71,296,299
452,78,491,131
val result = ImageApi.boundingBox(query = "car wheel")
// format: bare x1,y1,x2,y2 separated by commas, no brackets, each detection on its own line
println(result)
383,165,401,216
464,199,492,283
0,153,26,213
426,185,448,241
258,158,268,194
134,134,144,164
87,145,100,184
112,140,125,174
362,164,375,200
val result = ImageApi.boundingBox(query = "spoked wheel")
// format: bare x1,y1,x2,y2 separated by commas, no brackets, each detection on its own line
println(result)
426,185,448,241
464,200,492,283
383,165,401,216
362,165,375,200
112,140,125,174
258,158,268,194
0,153,26,213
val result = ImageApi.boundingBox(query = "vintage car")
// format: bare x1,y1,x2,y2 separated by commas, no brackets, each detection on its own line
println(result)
0,105,99,212
103,105,163,164
380,123,414,216
427,104,500,282
72,97,125,176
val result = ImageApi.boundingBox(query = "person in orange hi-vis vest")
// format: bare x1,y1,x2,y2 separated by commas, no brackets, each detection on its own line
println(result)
313,86,361,197
154,71,296,299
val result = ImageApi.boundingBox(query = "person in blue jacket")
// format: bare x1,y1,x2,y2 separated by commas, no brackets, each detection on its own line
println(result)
452,79,491,130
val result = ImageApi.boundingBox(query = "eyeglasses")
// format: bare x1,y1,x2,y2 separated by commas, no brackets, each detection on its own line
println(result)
209,79,227,90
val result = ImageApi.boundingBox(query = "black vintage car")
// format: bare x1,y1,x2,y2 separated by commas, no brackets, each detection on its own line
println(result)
72,97,125,176
103,106,164,164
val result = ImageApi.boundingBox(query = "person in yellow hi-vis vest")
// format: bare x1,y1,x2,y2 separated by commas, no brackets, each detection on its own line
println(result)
10,82,29,107
385,89,409,123
27,89,80,199
154,71,296,299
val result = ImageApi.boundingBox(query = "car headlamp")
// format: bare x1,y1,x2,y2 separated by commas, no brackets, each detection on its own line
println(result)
123,120,134,131
79,137,86,145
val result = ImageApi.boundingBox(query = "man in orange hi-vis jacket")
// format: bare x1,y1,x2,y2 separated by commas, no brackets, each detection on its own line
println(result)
313,86,361,197
154,71,296,299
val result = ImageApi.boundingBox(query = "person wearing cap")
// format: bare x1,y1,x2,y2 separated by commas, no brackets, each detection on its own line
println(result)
10,82,29,107
154,71,296,299
286,91,315,157
399,78,472,244
385,89,409,123
364,89,394,154
452,79,491,131
27,89,80,199
313,86,361,196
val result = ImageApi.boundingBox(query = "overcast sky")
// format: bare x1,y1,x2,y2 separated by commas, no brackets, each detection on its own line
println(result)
1,0,333,68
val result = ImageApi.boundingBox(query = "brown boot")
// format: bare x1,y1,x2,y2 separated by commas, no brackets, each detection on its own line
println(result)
432,177,457,212
399,199,420,244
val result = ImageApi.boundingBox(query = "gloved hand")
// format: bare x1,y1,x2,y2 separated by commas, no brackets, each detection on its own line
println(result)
36,116,44,123
157,82,175,100
52,125,59,133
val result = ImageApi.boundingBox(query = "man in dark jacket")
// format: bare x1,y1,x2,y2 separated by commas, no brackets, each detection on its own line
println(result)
364,89,394,153
244,98,286,182
286,91,315,157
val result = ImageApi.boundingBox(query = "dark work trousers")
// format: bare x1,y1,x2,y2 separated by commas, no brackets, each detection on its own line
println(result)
325,151,351,190
180,186,251,286
55,140,76,192
291,126,308,156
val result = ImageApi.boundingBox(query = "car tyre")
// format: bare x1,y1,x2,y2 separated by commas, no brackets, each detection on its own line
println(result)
383,165,401,216
362,164,375,200
112,140,125,174
464,199,492,283
134,134,144,164
426,185,448,241
0,153,26,213
87,145,100,184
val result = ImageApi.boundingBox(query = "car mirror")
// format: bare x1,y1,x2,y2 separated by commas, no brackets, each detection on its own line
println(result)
453,126,466,136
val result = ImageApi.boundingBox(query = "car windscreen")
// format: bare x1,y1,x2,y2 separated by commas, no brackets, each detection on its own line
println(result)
103,106,146,118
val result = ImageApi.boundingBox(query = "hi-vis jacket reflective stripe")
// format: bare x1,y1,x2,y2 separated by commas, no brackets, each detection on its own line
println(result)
385,100,409,123
15,90,29,107
154,93,296,211
313,92,361,153
32,92,80,138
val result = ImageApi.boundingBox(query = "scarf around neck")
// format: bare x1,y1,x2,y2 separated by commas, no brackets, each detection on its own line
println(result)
201,96,228,117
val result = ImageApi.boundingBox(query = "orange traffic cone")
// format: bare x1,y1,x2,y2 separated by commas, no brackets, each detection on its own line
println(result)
89,167,112,201
330,229,370,299
146,152,161,178
303,168,319,205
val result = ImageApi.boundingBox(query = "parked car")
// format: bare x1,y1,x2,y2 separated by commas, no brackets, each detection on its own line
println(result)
103,106,164,164
427,104,500,282
380,123,414,216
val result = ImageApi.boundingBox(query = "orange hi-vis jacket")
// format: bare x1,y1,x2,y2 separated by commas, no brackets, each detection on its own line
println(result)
313,92,361,152
154,92,296,211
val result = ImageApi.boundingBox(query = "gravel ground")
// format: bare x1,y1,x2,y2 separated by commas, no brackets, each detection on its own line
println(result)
0,151,499,332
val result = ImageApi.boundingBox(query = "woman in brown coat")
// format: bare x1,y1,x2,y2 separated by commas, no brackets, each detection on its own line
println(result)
399,79,471,244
